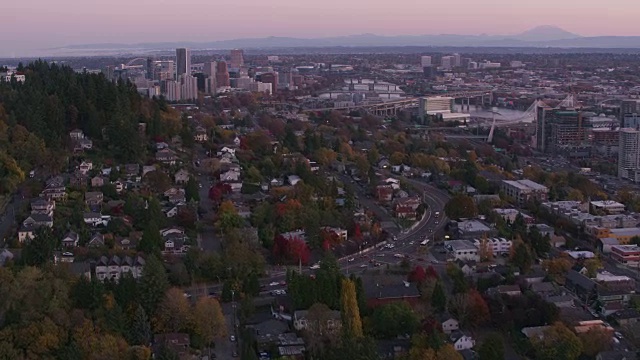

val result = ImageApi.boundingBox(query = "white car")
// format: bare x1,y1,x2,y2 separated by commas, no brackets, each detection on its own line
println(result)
310,264,320,270
348,258,355,262
394,254,404,258
269,282,279,287
360,264,368,268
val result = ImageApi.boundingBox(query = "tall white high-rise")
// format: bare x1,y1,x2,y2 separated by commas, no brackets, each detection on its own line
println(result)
453,53,461,67
421,56,432,68
165,80,181,102
619,128,640,182
180,74,198,101
441,56,454,70
176,48,191,78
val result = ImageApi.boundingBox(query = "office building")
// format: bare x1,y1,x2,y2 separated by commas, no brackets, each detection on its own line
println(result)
453,53,461,67
153,60,175,81
146,57,154,79
423,66,435,78
621,99,640,117
259,72,278,92
203,61,217,77
619,128,640,182
230,49,244,68
420,56,432,68
536,107,590,155
441,56,454,70
623,114,640,129
215,61,230,88
501,179,549,206
176,48,191,77
277,69,293,90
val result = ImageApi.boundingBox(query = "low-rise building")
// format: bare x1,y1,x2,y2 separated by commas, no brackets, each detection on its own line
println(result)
493,208,534,224
611,245,640,267
591,200,625,215
445,240,479,261
293,309,342,334
455,220,494,239
94,255,145,282
595,227,640,245
472,237,512,256
501,179,548,205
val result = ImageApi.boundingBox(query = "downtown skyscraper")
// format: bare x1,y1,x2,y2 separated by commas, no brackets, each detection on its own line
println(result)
176,48,191,78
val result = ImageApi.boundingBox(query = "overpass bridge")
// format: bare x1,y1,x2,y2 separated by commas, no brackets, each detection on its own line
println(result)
303,90,493,116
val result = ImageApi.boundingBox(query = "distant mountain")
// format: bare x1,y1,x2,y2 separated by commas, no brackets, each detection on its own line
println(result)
512,25,581,41
53,26,640,54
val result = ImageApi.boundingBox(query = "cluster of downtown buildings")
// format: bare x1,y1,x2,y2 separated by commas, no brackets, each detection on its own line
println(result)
104,48,300,101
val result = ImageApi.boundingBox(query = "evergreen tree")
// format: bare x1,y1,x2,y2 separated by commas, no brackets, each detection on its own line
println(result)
139,255,169,315
242,272,260,297
127,305,151,346
478,333,504,360
431,281,446,312
185,177,200,202
138,220,162,255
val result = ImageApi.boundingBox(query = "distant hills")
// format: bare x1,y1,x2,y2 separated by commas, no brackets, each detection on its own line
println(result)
55,26,640,53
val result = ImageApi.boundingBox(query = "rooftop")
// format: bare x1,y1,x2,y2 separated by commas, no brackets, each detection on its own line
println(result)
611,244,640,253
445,239,478,252
503,179,548,192
610,227,640,237
457,220,491,233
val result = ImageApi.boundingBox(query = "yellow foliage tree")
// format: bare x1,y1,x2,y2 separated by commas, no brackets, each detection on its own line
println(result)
340,279,363,337
193,297,227,346
153,288,192,333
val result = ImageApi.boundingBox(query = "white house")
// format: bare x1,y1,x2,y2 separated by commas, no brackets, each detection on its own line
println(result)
95,255,145,282
450,331,475,351
438,314,460,334
288,175,302,186
83,212,103,227
220,169,241,182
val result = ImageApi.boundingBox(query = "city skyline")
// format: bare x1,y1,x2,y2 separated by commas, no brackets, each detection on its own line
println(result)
1,0,639,56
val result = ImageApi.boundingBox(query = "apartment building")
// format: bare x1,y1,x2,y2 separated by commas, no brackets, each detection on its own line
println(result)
501,179,548,205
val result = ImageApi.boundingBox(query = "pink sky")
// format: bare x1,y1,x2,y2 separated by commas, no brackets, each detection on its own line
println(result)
0,0,638,56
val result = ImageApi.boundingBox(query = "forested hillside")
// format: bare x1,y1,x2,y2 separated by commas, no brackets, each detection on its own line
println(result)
0,61,175,194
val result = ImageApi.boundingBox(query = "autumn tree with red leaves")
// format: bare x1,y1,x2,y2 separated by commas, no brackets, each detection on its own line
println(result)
408,266,427,284
272,235,310,265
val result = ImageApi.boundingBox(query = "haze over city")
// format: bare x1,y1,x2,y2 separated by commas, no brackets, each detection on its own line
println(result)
2,0,640,56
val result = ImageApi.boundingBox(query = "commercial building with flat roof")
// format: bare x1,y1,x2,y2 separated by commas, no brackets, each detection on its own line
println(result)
501,179,548,206
444,240,479,261
591,200,625,215
595,227,640,244
611,245,640,267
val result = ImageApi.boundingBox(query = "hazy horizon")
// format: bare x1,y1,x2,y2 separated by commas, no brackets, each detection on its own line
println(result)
1,0,638,57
